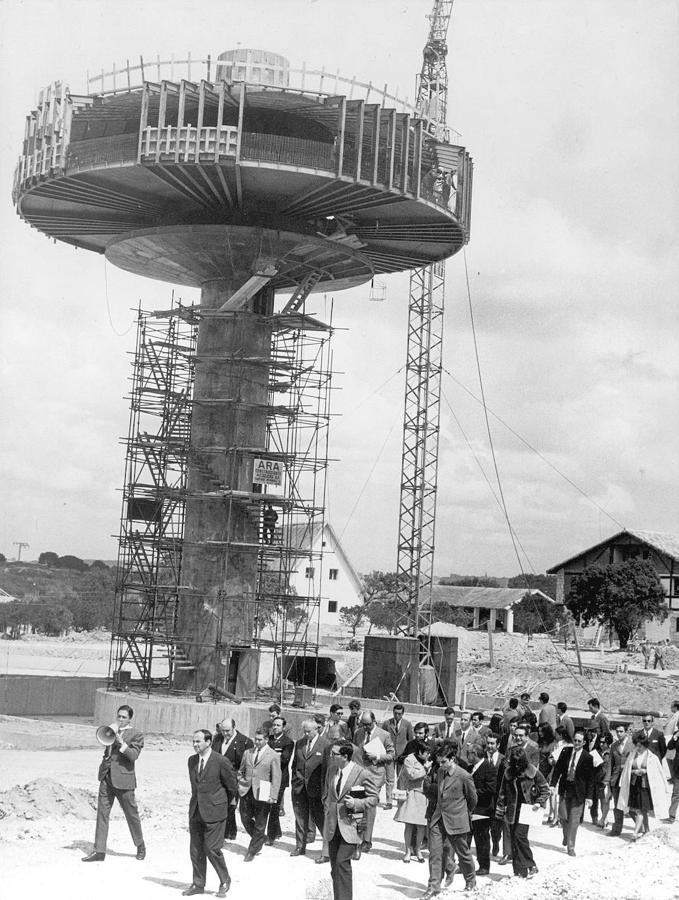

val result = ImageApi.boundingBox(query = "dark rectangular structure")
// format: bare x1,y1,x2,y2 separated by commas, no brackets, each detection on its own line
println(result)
362,635,419,703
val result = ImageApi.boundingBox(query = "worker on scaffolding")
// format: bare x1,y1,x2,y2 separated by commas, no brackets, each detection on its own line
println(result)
262,504,278,545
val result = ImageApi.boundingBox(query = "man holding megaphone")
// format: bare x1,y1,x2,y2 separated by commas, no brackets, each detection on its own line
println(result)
82,704,146,862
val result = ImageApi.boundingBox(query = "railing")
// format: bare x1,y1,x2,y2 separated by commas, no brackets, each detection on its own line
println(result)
65,132,139,170
83,54,461,142
241,132,333,170
139,125,238,162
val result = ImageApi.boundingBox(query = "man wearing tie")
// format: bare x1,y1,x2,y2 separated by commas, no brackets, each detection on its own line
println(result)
639,713,667,760
435,707,457,744
382,703,414,809
183,729,237,897
266,715,294,844
608,723,632,836
290,719,330,856
551,729,593,856
212,718,253,840
237,729,281,862
82,704,146,863
322,740,377,900
353,711,395,850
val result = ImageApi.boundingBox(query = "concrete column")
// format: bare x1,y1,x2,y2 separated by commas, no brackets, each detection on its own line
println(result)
505,608,514,634
489,609,497,631
175,276,273,691
473,608,480,629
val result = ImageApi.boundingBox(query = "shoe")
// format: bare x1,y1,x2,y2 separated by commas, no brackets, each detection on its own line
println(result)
527,866,538,878
216,883,230,898
562,838,568,846
181,888,204,897
289,848,306,857
402,854,411,863
136,843,146,860
384,803,393,810
498,854,512,865
82,851,105,862
224,832,237,841
315,855,330,864
476,868,489,875
608,830,622,837
416,854,426,863
244,852,257,862
464,882,477,893
265,838,274,846
567,848,576,856
421,890,441,900
444,871,455,888
491,848,499,858
361,841,372,852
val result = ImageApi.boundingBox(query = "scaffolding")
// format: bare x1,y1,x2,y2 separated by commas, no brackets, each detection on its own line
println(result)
109,302,198,689
108,296,334,696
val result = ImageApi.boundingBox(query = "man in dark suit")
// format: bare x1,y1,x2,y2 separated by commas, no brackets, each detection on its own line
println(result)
290,718,330,856
587,698,610,738
212,717,253,840
266,715,294,844
353,711,395,849
484,734,506,859
382,703,414,808
556,702,575,741
322,740,378,900
423,740,478,898
638,713,667,760
608,723,632,836
83,704,146,862
552,729,593,856
398,721,438,765
183,729,237,897
453,711,484,770
468,743,498,876
238,729,281,862
434,707,457,744
511,723,539,768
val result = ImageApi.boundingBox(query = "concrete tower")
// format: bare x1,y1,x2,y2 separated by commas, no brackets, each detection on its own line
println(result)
13,51,472,690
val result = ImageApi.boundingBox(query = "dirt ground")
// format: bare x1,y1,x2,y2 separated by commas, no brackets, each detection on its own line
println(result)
1,744,678,900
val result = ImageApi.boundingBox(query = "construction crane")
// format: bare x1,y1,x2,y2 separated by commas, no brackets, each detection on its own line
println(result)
13,541,30,562
395,1,455,656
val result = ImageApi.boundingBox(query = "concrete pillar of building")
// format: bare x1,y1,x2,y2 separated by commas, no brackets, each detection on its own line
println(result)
473,608,481,629
175,274,274,691
489,609,497,631
505,608,514,634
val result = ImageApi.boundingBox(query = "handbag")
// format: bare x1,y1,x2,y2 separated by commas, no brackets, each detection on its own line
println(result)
392,788,407,801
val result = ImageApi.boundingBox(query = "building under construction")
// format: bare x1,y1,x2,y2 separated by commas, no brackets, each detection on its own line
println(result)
13,31,472,699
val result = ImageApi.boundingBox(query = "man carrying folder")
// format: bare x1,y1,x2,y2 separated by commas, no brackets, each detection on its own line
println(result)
237,729,281,862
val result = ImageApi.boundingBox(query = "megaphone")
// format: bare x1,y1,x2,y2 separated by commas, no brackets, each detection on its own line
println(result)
96,724,117,746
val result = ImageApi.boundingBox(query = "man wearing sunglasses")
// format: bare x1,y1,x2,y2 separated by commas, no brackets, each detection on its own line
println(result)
639,713,667,761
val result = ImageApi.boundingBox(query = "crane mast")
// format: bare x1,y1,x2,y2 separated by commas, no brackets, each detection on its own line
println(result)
396,1,454,659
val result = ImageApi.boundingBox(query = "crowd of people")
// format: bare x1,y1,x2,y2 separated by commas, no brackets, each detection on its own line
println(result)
82,694,679,899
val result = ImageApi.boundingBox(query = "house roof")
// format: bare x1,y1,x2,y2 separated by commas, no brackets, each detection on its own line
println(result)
547,529,679,573
288,521,364,596
427,584,556,611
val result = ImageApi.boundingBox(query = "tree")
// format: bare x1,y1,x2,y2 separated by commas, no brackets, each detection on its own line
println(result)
507,573,557,598
89,560,111,571
0,552,6,564
339,604,366,638
360,571,411,634
438,575,500,587
55,555,87,572
565,559,667,649
430,601,474,628
512,593,566,635
31,600,73,636
38,551,59,567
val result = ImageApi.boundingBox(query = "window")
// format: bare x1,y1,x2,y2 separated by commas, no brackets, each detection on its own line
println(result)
329,568,338,581
328,601,338,613
305,567,315,579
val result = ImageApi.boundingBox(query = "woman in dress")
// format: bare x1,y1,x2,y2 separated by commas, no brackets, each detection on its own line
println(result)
394,740,431,863
495,747,549,879
617,731,670,838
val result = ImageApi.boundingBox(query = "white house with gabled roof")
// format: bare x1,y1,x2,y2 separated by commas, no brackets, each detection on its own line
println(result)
287,521,364,639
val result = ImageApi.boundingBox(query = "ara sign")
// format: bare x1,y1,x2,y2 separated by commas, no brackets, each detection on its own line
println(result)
253,457,282,486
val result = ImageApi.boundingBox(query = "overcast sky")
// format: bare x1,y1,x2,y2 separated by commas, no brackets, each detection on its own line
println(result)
1,0,677,577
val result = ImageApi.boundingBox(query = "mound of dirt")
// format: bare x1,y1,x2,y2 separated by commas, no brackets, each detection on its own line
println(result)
0,778,97,821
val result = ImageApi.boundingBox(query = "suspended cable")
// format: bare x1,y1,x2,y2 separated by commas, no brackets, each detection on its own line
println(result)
103,258,135,337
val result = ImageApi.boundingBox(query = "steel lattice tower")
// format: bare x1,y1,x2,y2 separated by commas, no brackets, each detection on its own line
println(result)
396,1,467,645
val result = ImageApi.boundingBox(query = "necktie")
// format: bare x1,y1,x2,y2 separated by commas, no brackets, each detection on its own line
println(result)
306,739,312,755
567,750,577,781
198,757,204,776
254,749,260,766
336,771,343,796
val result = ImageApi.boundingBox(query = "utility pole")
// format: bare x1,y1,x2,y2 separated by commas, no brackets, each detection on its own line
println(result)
13,541,29,561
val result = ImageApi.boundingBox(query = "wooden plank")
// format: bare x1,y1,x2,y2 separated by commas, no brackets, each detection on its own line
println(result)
354,99,364,181
195,81,206,162
235,83,245,208
137,82,150,163
215,81,225,163
372,106,381,185
336,96,346,177
175,81,187,163
387,109,397,190
400,114,411,194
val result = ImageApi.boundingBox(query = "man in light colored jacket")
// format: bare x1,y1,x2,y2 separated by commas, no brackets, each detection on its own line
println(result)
238,729,281,862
